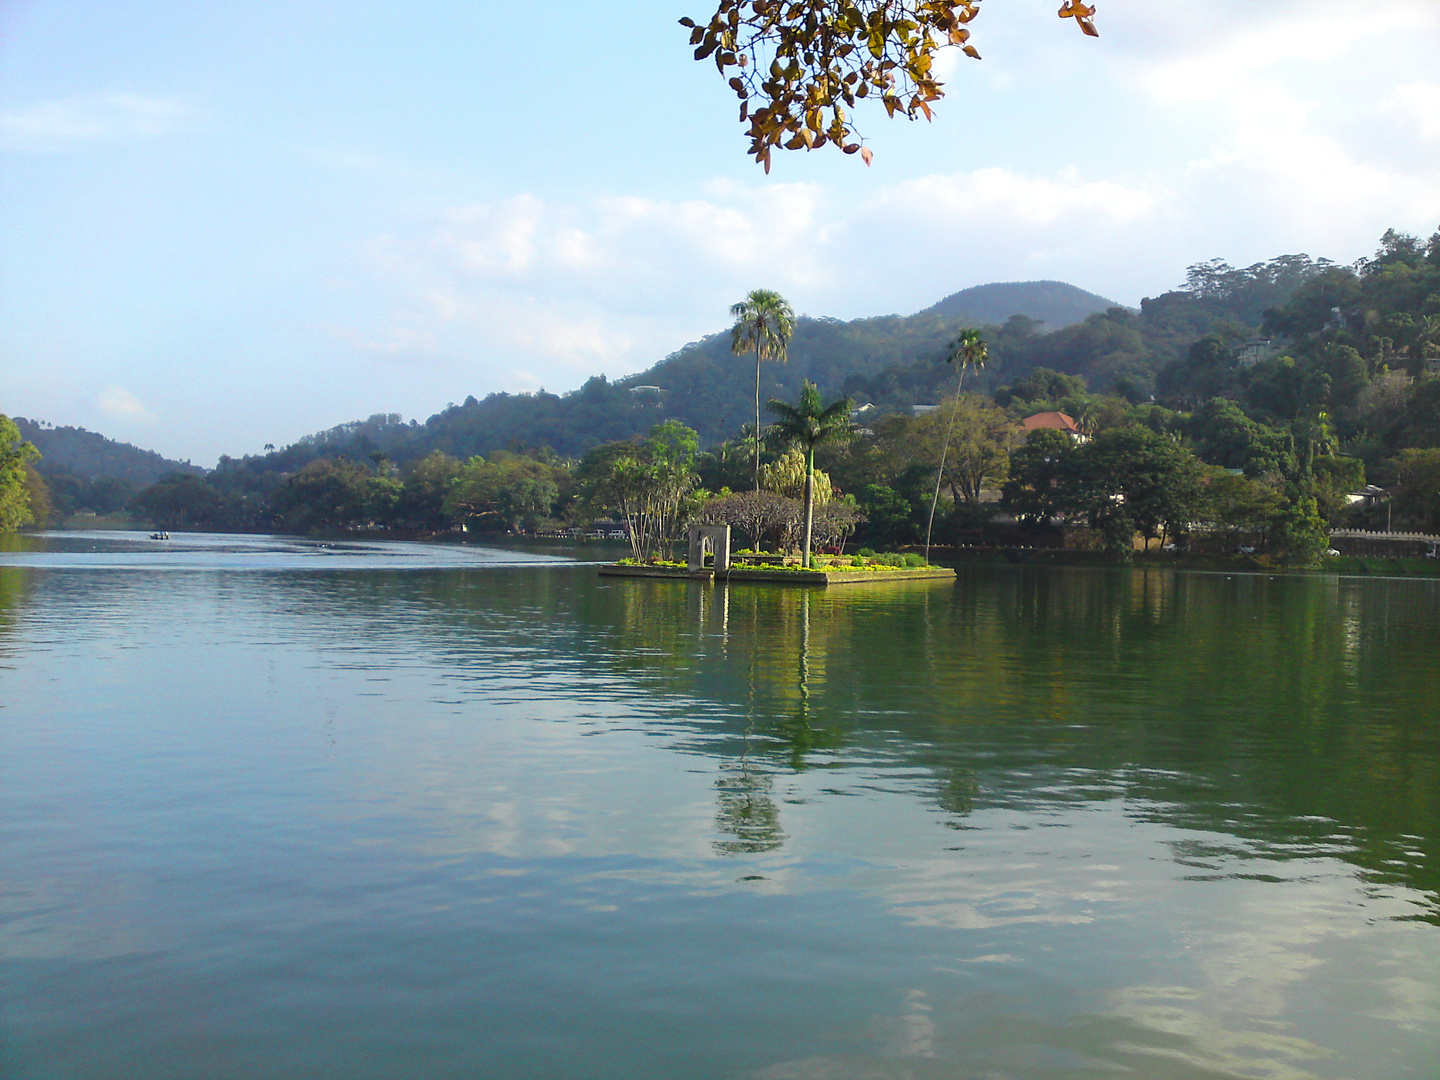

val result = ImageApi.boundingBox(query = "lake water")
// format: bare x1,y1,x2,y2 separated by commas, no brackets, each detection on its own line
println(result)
2,531,1438,1079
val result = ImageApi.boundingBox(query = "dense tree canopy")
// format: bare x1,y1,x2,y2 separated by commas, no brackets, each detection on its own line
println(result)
577,422,701,561
0,415,41,531
131,473,231,530
445,452,568,534
1003,425,1207,555
1392,448,1440,533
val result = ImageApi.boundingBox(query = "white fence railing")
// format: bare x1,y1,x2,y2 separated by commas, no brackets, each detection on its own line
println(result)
1330,529,1439,542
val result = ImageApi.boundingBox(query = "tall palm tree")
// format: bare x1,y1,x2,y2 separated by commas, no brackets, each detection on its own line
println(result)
731,289,796,490
924,327,989,563
767,381,853,568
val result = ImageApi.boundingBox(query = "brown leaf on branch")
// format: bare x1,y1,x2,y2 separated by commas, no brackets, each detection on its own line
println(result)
682,1,1098,168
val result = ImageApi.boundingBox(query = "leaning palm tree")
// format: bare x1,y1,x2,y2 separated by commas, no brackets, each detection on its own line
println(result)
767,381,853,568
924,327,989,563
731,289,795,490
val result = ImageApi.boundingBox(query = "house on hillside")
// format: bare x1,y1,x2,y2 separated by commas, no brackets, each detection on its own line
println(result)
1236,339,1277,368
1016,411,1086,444
1346,485,1389,510
852,402,877,436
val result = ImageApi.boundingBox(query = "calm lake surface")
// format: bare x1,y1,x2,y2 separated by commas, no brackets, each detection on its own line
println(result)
2,531,1438,1079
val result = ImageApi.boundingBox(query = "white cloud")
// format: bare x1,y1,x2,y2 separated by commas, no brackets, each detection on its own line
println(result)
353,184,838,389
1383,82,1440,145
0,94,199,152
301,0,1438,407
96,386,157,425
347,123,1433,396
330,324,439,356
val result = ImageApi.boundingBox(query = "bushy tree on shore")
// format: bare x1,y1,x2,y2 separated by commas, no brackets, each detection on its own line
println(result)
0,415,40,531
578,422,700,561
767,382,854,566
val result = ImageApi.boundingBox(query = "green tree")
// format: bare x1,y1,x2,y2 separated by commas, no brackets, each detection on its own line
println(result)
577,423,701,560
766,381,854,567
761,447,834,506
1309,454,1365,522
924,327,988,560
1396,378,1440,450
1076,427,1207,554
1002,428,1079,527
915,394,1010,506
393,451,462,530
1268,495,1329,565
730,289,795,490
21,463,54,527
133,473,230,530
694,435,754,493
0,415,41,531
269,458,373,533
1202,470,1285,544
857,483,916,546
993,367,1088,409
445,451,567,533
1391,448,1440,532
1188,398,1296,478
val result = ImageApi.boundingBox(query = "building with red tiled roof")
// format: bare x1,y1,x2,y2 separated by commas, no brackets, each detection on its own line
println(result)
1015,411,1085,443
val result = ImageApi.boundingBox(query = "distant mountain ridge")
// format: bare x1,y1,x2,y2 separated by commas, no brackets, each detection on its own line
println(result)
24,278,1125,476
25,269,1290,479
917,280,1125,329
15,418,202,485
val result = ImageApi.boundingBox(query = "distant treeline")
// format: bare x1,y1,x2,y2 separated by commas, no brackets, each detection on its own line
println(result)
11,226,1440,553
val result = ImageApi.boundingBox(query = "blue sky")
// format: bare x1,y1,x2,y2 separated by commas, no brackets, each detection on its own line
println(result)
2,0,1438,465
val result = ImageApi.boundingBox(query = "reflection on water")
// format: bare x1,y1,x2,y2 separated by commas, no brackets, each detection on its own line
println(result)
1,543,1437,1079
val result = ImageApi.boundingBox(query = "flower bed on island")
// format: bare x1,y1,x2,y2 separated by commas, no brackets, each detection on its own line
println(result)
600,555,955,586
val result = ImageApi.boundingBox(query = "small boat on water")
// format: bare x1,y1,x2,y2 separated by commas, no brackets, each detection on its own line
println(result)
150,531,171,540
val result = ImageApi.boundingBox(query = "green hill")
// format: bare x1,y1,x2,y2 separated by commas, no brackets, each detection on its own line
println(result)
44,258,1351,493
16,419,201,485
917,280,1124,329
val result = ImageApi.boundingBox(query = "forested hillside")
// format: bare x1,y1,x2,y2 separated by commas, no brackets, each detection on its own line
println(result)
13,418,202,520
16,418,200,483
218,257,1338,473
152,279,1123,487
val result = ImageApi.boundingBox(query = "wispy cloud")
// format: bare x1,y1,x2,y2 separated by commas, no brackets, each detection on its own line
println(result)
348,86,1438,394
0,93,200,152
1383,82,1440,145
96,386,158,425
347,169,1158,394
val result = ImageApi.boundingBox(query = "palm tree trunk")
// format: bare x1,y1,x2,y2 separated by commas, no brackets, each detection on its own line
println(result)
802,450,815,568
754,344,762,491
923,369,967,563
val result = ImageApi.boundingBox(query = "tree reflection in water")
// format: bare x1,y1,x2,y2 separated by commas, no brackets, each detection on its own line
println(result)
276,564,1439,917
713,585,791,855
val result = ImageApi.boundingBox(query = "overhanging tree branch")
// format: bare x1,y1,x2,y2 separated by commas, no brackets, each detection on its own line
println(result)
681,1,1098,170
